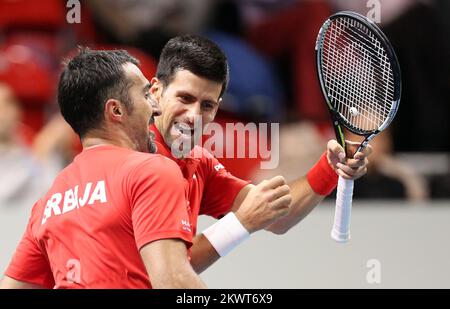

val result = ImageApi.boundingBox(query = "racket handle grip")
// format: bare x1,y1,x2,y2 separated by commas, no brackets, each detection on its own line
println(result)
331,176,354,243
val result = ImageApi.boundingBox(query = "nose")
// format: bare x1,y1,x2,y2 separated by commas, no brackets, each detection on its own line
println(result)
185,102,201,125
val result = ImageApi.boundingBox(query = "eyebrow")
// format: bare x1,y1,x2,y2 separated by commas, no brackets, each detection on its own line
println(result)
177,90,219,105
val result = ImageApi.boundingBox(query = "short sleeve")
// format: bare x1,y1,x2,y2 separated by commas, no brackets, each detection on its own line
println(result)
129,156,193,250
5,207,55,288
200,155,250,219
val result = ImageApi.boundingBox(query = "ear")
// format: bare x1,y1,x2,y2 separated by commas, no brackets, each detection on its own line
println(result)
104,99,125,123
150,77,163,101
211,97,222,119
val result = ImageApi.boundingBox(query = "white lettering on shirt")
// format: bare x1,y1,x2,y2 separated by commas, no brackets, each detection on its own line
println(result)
78,182,91,207
62,187,77,213
88,181,107,205
41,180,108,225
42,193,63,225
214,163,224,172
181,219,192,232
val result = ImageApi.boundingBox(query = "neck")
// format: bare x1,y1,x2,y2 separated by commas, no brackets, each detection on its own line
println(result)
81,128,134,150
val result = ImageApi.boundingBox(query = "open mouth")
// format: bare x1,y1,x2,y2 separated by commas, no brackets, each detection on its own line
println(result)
172,122,194,138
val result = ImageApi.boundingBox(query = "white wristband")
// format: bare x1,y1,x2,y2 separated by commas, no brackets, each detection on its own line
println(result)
202,212,250,257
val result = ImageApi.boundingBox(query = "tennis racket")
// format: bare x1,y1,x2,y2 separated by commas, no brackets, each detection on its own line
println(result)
315,11,401,242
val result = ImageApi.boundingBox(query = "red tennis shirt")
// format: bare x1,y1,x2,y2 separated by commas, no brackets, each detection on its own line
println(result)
150,125,250,236
5,145,192,288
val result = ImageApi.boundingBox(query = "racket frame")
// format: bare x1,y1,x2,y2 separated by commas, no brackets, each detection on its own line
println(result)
314,11,402,242
315,11,401,152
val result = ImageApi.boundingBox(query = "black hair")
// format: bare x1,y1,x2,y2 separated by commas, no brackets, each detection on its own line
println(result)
156,35,229,98
58,47,139,137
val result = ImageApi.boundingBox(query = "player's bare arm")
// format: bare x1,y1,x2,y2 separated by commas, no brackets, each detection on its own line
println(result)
189,186,252,273
227,139,371,235
189,176,291,274
265,139,372,234
189,234,219,274
189,139,371,273
140,238,206,288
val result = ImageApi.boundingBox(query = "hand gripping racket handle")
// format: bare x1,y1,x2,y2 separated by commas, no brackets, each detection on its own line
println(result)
331,176,354,243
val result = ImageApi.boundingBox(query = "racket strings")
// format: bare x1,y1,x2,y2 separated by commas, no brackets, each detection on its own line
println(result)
332,19,395,96
330,20,389,128
322,38,395,92
321,17,395,132
327,18,393,129
337,23,395,92
323,43,382,129
323,46,381,128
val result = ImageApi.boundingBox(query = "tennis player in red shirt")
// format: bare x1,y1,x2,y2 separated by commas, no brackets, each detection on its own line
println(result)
147,35,372,272
0,48,224,288
0,47,292,289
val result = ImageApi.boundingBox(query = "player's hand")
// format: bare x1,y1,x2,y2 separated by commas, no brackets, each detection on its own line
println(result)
235,176,292,234
327,139,372,180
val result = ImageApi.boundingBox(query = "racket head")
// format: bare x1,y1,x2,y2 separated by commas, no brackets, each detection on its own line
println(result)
315,11,401,139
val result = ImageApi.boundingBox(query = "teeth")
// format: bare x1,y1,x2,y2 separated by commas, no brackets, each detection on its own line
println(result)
175,123,191,130
174,123,193,135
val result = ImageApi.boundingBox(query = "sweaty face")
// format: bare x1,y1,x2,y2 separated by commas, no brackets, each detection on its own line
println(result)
151,70,222,155
122,63,160,153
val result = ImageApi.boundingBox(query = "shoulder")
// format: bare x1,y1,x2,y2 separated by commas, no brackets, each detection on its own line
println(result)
124,152,183,182
25,198,46,231
127,152,180,170
191,146,218,163
190,146,225,172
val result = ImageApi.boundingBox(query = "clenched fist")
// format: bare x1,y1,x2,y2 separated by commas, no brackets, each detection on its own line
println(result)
235,176,292,234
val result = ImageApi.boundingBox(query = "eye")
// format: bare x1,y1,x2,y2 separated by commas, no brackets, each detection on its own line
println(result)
178,95,195,104
202,102,215,111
